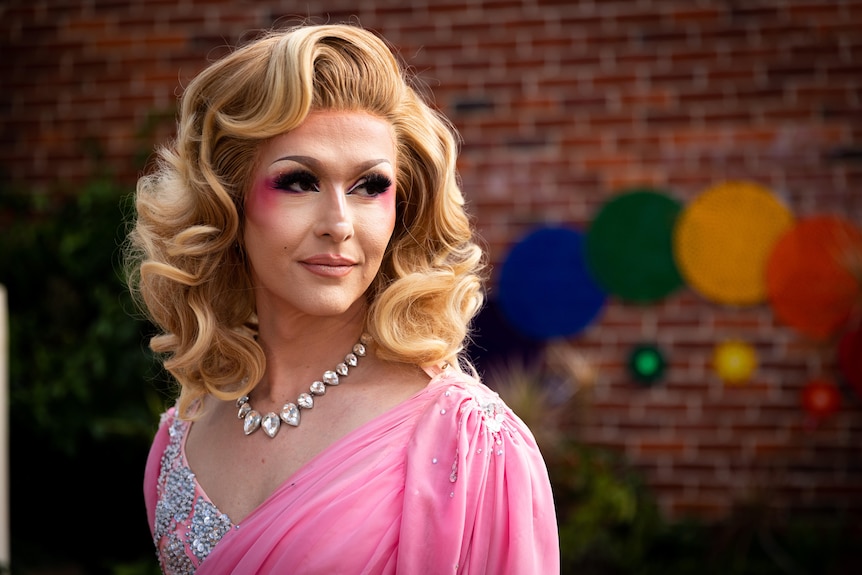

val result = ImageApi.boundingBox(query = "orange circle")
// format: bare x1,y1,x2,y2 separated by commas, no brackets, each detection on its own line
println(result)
766,215,862,340
674,181,794,306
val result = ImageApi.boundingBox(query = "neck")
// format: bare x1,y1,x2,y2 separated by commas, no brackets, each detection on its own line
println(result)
253,305,369,402
236,326,373,439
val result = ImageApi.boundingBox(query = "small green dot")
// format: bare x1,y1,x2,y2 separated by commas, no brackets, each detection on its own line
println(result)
636,351,660,376
629,345,666,386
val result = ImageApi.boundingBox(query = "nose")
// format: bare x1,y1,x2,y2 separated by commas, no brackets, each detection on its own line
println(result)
314,189,354,242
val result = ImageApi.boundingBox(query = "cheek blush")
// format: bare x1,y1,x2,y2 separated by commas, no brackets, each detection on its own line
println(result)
245,178,279,223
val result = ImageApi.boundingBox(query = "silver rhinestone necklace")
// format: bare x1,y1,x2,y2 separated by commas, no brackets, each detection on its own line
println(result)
236,333,371,438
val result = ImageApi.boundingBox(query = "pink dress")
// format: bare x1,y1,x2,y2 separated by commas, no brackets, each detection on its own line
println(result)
144,369,560,574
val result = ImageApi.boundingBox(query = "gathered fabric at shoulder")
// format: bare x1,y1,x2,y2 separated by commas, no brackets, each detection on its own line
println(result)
398,371,560,574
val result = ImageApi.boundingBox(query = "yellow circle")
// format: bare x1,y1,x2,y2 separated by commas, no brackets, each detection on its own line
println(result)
713,340,757,384
674,181,794,306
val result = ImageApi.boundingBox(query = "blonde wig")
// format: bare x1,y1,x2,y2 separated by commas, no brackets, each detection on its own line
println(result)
126,24,485,416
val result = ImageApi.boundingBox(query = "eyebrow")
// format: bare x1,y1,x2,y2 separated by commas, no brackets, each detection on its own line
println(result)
271,155,392,172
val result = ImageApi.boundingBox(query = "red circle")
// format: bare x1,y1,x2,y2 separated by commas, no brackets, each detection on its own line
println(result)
800,378,841,420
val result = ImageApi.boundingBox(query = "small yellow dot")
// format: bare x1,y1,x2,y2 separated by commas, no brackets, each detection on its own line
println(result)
713,340,757,384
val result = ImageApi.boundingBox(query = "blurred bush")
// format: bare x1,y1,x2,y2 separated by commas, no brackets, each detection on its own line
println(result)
1,179,169,573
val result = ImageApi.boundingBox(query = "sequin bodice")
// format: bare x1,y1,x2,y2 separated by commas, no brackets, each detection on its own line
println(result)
152,413,233,575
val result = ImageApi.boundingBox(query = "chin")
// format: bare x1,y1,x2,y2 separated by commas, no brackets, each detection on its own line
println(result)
300,295,365,318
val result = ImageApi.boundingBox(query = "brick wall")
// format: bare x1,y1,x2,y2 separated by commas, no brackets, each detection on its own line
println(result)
3,0,861,521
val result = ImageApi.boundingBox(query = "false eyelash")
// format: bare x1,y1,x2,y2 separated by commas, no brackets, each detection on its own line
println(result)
272,170,319,192
357,173,393,196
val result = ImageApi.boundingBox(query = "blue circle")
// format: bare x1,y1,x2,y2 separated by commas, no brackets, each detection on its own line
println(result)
498,226,607,340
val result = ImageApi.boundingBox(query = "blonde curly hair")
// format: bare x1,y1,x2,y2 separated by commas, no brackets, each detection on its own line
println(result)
126,23,485,417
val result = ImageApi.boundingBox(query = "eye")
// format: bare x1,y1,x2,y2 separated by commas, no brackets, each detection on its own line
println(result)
272,170,320,193
349,173,393,197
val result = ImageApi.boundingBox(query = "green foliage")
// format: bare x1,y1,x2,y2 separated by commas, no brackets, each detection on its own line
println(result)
549,441,663,573
1,180,171,454
1,179,172,573
549,440,861,575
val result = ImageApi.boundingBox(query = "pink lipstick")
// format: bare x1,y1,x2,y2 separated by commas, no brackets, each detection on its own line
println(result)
300,254,357,278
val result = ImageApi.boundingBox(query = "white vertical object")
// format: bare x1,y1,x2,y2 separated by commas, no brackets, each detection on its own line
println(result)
0,284,8,568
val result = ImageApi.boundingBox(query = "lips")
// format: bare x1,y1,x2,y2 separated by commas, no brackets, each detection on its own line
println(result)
302,254,356,266
300,254,357,277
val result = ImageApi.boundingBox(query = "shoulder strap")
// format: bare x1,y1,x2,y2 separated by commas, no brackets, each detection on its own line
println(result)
421,361,451,379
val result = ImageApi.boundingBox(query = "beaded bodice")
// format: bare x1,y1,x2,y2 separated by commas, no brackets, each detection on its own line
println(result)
152,413,234,574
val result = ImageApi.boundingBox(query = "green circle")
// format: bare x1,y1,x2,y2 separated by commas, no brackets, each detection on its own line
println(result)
585,188,684,303
636,351,660,375
628,343,667,386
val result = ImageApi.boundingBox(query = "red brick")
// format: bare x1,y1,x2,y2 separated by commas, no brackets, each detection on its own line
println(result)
665,7,724,24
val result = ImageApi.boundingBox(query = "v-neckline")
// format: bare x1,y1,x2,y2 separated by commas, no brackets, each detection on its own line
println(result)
180,370,453,525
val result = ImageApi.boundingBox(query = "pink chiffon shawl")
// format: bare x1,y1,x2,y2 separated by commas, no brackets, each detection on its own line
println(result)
144,369,560,574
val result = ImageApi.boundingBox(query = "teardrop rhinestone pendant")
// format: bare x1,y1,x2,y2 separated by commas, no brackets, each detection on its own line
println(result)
236,333,370,438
